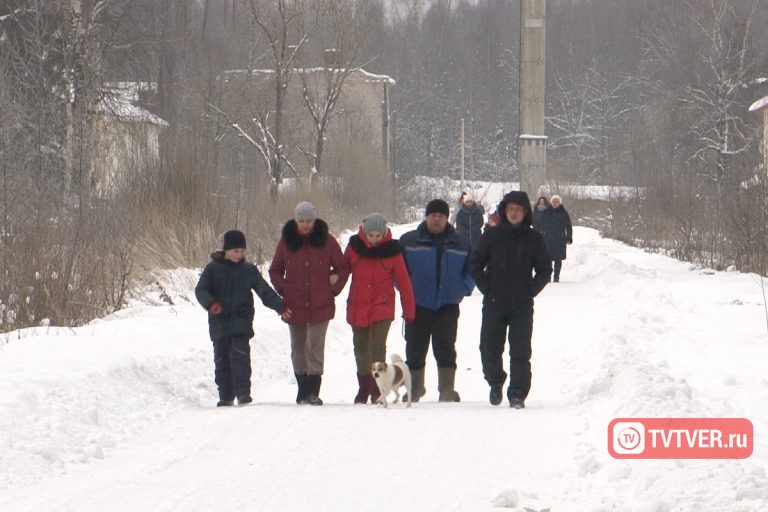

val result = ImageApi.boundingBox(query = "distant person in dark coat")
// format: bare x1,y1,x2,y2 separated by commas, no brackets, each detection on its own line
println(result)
196,230,291,407
469,191,551,409
269,201,350,406
541,195,573,283
532,196,550,231
400,199,475,402
454,195,486,251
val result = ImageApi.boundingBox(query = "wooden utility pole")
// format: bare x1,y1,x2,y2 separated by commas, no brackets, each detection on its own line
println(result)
382,81,391,178
460,118,465,190
518,0,547,198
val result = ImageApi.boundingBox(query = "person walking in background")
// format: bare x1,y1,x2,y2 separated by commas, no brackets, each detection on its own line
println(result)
469,192,551,409
541,195,573,283
400,199,474,402
454,194,485,251
196,230,291,407
344,213,416,404
484,211,501,231
449,191,468,225
269,202,349,406
532,196,550,231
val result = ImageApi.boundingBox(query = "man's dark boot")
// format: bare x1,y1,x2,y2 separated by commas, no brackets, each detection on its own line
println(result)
305,374,324,406
489,383,503,406
354,373,370,404
437,368,460,402
295,373,308,404
368,374,381,404
403,368,425,402
508,388,526,409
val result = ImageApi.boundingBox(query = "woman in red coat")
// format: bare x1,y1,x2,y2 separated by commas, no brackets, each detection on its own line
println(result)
270,201,350,406
344,212,415,404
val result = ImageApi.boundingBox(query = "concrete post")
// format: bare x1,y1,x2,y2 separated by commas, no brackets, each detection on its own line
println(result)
518,0,547,198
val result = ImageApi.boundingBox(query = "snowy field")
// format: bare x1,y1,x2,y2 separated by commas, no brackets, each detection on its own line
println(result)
1,225,767,511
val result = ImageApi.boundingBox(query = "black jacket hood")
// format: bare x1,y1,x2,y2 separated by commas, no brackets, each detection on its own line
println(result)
497,191,533,227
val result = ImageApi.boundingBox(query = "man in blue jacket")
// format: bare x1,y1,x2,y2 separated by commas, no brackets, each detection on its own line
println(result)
400,199,475,402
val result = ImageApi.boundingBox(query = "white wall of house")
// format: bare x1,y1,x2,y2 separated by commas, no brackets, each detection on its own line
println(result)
92,115,163,196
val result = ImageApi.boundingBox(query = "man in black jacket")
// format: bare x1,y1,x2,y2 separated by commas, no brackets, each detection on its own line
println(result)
469,191,551,408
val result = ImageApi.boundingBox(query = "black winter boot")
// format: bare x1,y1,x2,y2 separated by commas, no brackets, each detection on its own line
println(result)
305,374,324,406
237,394,253,406
295,373,309,404
354,374,370,404
508,388,526,409
489,384,503,406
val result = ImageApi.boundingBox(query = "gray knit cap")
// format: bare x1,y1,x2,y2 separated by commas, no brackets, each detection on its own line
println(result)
294,201,317,221
362,212,387,235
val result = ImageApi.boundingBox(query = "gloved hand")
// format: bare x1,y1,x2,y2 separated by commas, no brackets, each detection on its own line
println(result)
209,300,223,315
567,238,573,245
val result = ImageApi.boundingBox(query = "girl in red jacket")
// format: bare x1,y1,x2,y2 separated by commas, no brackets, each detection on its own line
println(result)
344,212,415,404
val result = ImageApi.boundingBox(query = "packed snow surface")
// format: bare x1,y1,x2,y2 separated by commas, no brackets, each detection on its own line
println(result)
1,226,767,511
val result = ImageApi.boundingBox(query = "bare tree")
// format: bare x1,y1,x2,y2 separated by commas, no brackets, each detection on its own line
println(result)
676,0,762,260
547,68,639,182
247,0,322,199
297,0,376,188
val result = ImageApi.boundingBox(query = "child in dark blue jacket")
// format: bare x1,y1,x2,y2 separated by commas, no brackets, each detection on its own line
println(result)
195,230,291,407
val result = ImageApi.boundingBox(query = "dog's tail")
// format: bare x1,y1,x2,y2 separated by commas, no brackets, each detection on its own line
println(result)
390,354,404,364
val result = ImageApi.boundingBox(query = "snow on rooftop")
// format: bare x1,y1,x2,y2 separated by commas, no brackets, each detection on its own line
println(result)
749,95,768,113
220,67,395,85
99,84,167,127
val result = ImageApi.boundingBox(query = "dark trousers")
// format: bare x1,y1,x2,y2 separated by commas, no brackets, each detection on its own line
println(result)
553,259,562,280
479,302,534,399
212,336,251,400
404,304,460,371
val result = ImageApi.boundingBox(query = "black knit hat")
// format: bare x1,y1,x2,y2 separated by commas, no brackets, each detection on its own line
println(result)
425,199,450,217
223,230,247,250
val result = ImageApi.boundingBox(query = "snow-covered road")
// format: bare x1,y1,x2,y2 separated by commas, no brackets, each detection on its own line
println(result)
1,226,767,511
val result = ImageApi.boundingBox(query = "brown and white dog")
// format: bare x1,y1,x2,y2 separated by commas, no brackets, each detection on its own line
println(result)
371,354,412,408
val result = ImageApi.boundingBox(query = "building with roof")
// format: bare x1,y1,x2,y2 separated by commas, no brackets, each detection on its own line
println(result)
91,83,168,195
218,63,395,180
749,94,768,176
